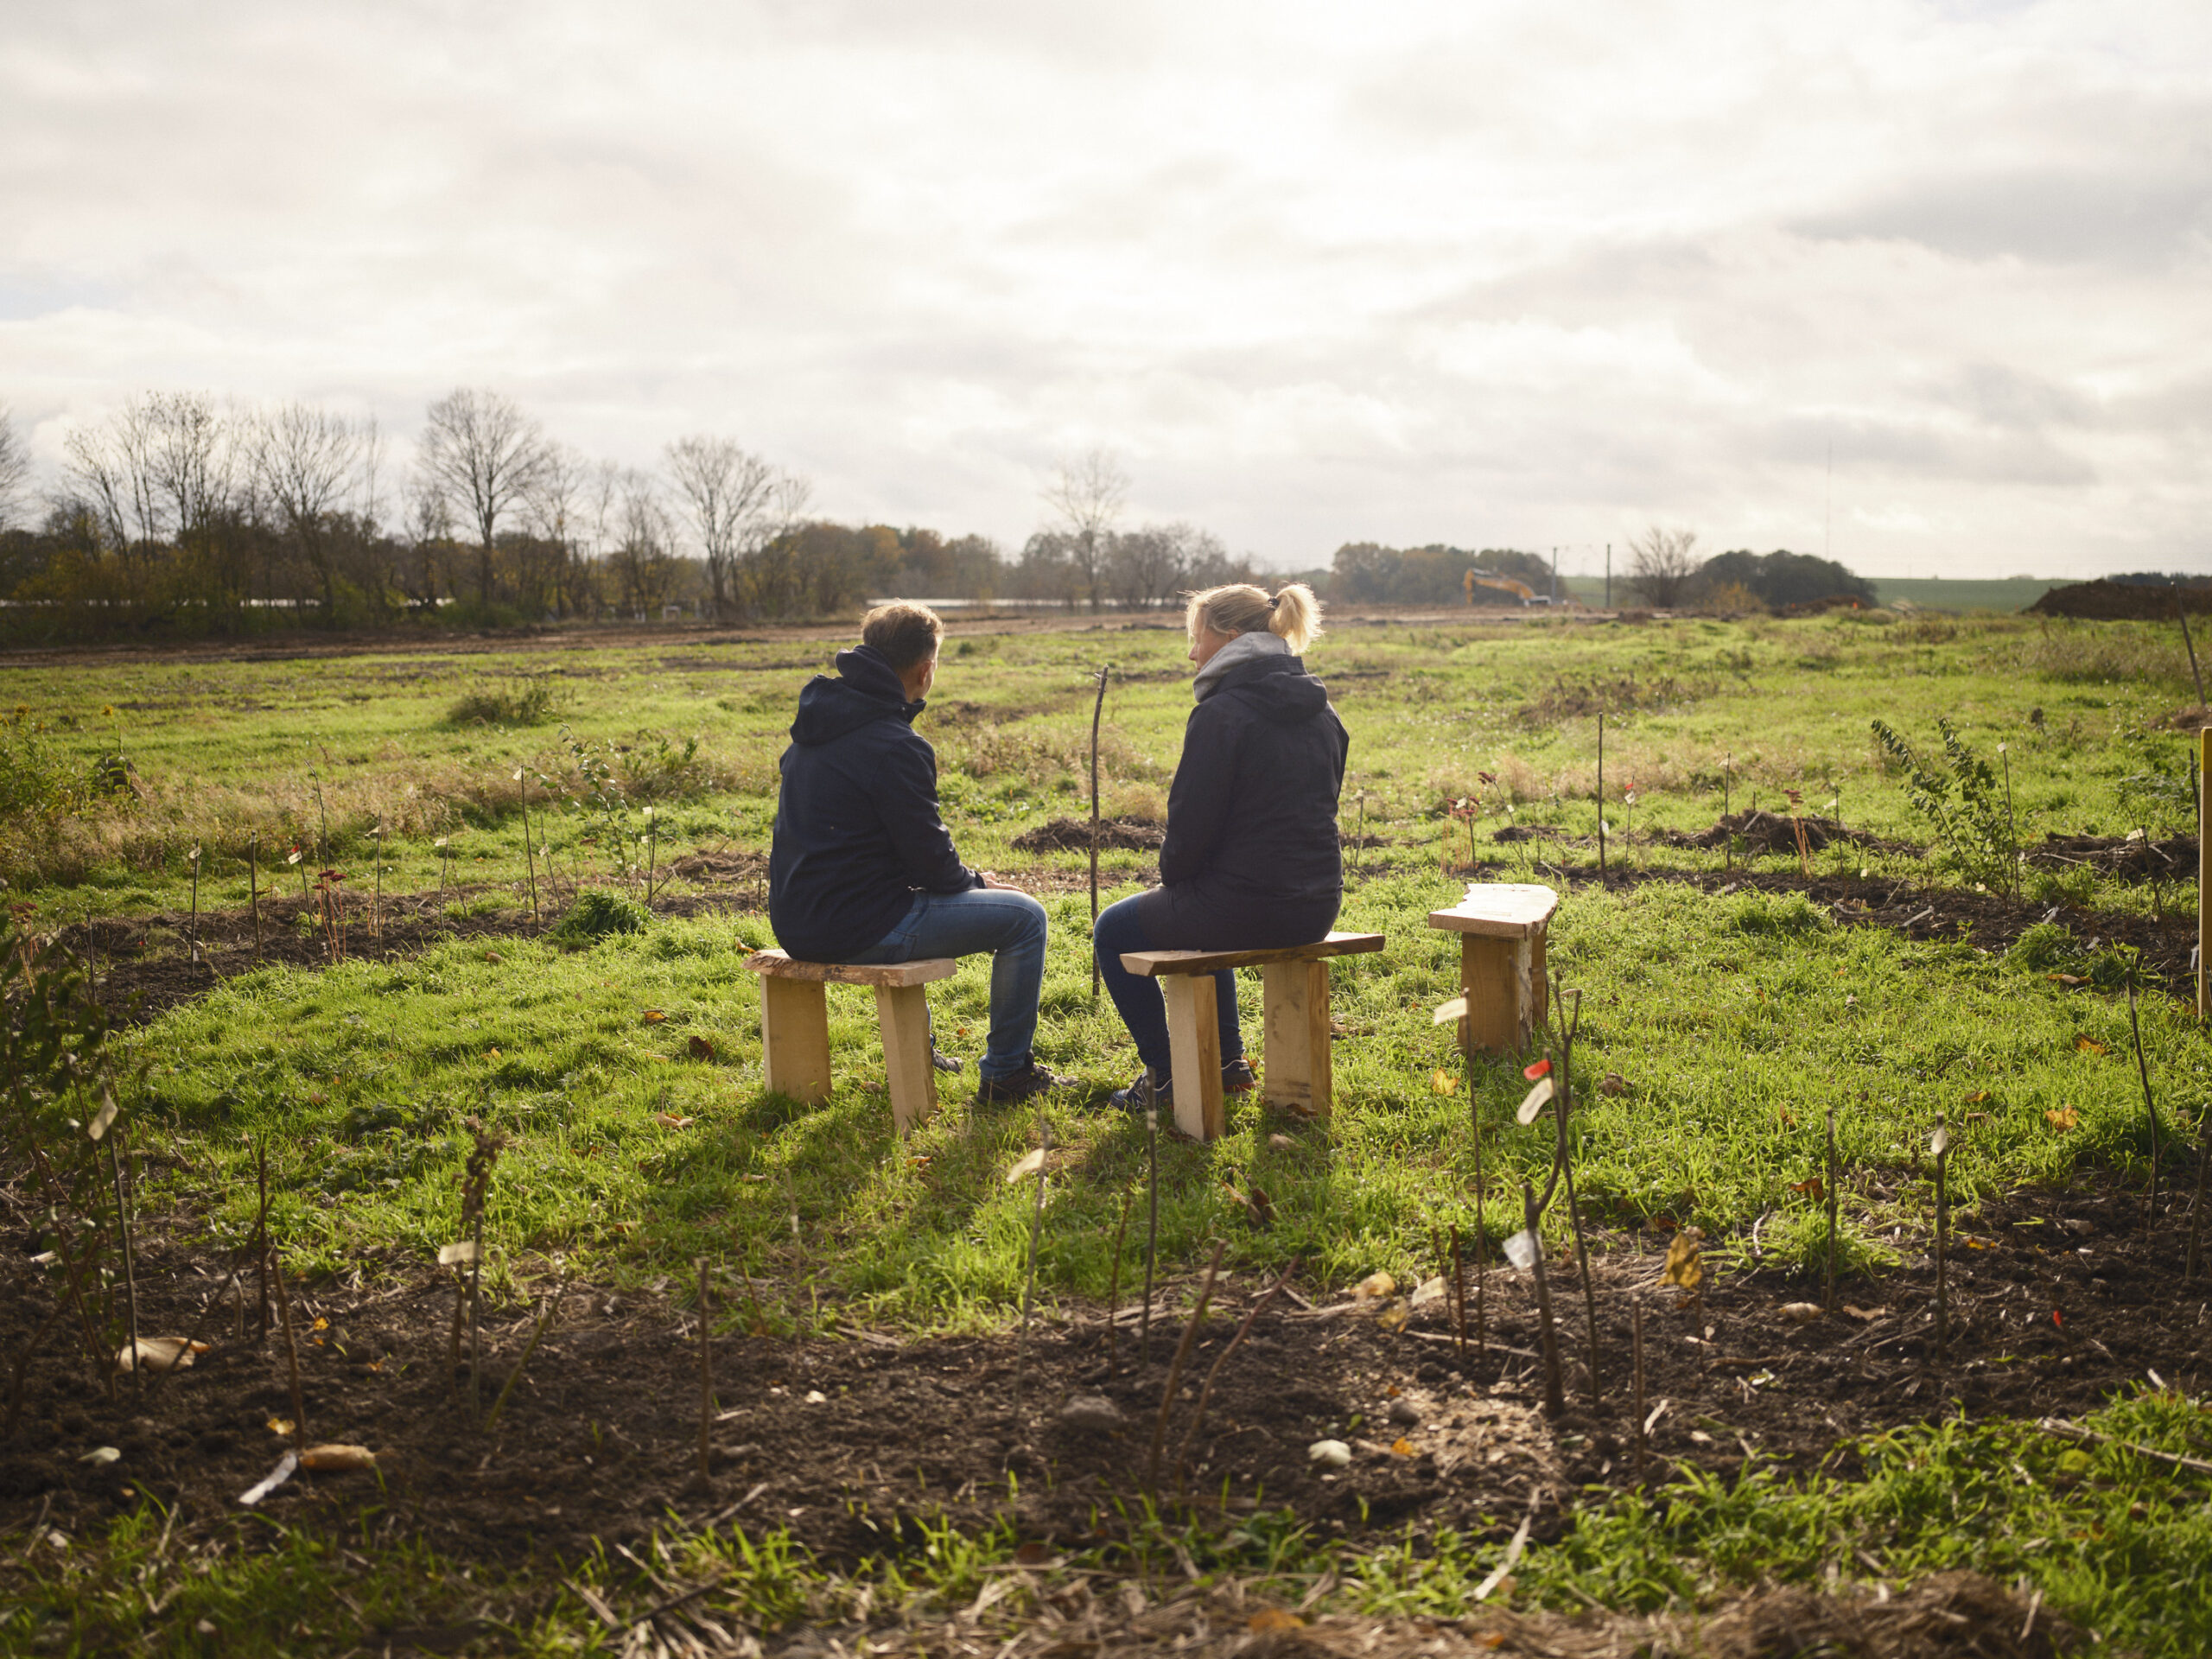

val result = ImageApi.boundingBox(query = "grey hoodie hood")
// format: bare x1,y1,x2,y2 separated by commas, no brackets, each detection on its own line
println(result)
1192,628,1290,701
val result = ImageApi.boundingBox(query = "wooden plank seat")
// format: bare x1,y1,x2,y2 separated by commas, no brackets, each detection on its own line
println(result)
1427,883,1559,1055
742,950,958,1135
1117,931,1386,1141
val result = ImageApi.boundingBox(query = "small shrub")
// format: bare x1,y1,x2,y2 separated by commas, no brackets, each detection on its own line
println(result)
1871,716,2014,887
0,709,92,817
448,678,562,727
550,889,651,944
1765,1207,1904,1280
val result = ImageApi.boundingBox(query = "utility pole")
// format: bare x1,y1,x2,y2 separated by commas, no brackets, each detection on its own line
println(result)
1605,543,1611,610
1550,546,1558,605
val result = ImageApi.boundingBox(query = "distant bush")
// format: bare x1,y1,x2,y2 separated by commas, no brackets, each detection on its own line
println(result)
0,709,91,816
448,678,562,727
550,889,651,944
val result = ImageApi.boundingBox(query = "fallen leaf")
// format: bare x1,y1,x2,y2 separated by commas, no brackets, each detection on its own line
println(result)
1389,1437,1414,1458
1374,1300,1408,1332
1661,1229,1704,1292
652,1113,696,1129
1522,1057,1552,1081
1516,1075,1554,1124
1599,1071,1629,1096
2049,973,2088,988
1778,1302,1821,1325
1268,1133,1296,1151
1353,1271,1395,1300
486,1047,501,1059
1430,1069,1456,1095
687,1035,716,1062
266,1417,296,1438
116,1337,208,1373
1248,1610,1307,1632
1965,1090,1991,1105
298,1444,377,1472
642,1010,667,1026
2047,1105,2080,1131
79,1446,121,1465
1006,1148,1046,1183
1842,1305,1883,1321
2073,1033,2107,1055
483,950,501,964
1789,1177,1824,1200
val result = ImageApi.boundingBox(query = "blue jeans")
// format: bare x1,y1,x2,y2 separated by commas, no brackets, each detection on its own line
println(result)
847,887,1050,1081
1092,893,1244,1078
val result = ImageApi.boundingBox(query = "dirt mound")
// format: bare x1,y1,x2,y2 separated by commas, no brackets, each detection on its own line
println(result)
1013,817,1166,853
2026,831,2196,882
1662,809,1885,855
2029,581,2212,621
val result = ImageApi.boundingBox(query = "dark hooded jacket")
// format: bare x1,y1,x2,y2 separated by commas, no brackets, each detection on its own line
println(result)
768,645,982,962
1150,652,1350,947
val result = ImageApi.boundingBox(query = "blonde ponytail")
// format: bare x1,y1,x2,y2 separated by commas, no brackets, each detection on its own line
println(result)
1185,581,1325,654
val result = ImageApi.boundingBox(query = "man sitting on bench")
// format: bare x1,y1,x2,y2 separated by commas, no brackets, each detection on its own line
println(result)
768,601,1070,1105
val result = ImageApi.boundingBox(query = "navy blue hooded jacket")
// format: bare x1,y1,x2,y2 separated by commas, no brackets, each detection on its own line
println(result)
767,645,982,962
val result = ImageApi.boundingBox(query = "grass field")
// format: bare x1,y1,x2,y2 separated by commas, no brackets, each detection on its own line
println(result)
6,607,2212,1652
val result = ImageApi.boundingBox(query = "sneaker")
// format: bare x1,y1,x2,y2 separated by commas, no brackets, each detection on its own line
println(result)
1109,1067,1172,1115
1222,1058,1257,1094
976,1054,1072,1105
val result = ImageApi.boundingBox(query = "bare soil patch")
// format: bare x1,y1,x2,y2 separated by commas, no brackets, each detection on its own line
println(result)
2,1173,2199,1585
2024,832,2196,884
1014,819,1167,855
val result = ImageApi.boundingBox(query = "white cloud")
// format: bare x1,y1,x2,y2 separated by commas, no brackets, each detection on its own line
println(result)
1,0,2208,579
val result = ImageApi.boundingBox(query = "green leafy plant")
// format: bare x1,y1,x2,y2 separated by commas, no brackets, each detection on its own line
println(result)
1871,716,2018,890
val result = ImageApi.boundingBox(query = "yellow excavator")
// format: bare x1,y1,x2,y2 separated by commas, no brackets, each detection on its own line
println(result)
1465,569,1541,607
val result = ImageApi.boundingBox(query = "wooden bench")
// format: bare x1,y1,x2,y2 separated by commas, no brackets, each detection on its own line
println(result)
1427,883,1558,1055
742,950,958,1135
1116,931,1387,1141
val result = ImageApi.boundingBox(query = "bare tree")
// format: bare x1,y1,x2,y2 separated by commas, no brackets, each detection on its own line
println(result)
664,435,777,621
1625,525,1702,609
610,469,679,618
0,404,30,530
1109,522,1214,610
1042,448,1128,612
417,388,547,606
253,401,363,615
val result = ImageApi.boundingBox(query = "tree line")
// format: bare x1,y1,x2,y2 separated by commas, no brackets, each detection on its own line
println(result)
0,399,1262,639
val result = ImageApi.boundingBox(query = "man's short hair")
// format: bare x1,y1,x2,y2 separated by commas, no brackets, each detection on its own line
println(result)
861,601,944,671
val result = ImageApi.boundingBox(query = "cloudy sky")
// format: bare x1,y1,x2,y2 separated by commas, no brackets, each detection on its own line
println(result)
3,0,2207,579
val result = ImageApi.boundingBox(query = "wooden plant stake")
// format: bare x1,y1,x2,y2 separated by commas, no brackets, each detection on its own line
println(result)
1449,1225,1467,1358
1596,710,1607,882
1089,664,1109,1000
1522,1182,1567,1419
248,837,263,956
1106,1189,1131,1376
1931,1114,1949,1366
1141,1077,1160,1366
696,1257,713,1478
1824,1108,1840,1313
2125,959,2163,1226
255,1138,271,1339
104,1119,140,1396
372,824,384,943
1631,1296,1647,1477
515,767,540,927
2178,585,2207,709
2186,1104,2210,1281
270,1243,308,1439
1999,743,2018,895
1146,1241,1224,1491
1017,1119,1052,1416
187,845,201,967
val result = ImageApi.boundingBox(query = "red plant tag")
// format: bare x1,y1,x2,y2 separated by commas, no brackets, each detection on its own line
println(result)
1523,1058,1551,1081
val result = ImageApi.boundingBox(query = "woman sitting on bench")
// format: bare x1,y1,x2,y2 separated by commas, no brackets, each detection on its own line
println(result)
1093,582,1348,1114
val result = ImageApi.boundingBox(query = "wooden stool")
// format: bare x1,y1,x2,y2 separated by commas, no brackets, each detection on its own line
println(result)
1427,883,1558,1055
1117,931,1387,1141
742,949,957,1135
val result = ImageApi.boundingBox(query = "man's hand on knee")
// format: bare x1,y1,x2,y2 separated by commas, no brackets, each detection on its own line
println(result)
978,870,1027,892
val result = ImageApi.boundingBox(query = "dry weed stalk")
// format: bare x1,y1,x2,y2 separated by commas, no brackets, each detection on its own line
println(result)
270,1243,308,1439
1016,1118,1052,1415
1174,1257,1297,1490
487,1260,567,1432
696,1257,713,1477
2125,959,2164,1225
1105,1189,1131,1376
1141,1077,1160,1365
1146,1242,1224,1491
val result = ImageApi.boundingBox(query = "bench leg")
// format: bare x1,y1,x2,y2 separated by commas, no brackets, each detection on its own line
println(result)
1162,974,1225,1141
1262,959,1332,1118
874,983,938,1136
1459,934,1537,1056
760,976,833,1103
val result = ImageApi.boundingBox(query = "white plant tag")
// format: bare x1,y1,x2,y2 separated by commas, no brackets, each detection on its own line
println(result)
1503,1230,1538,1270
437,1242,477,1267
1516,1076,1554,1124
